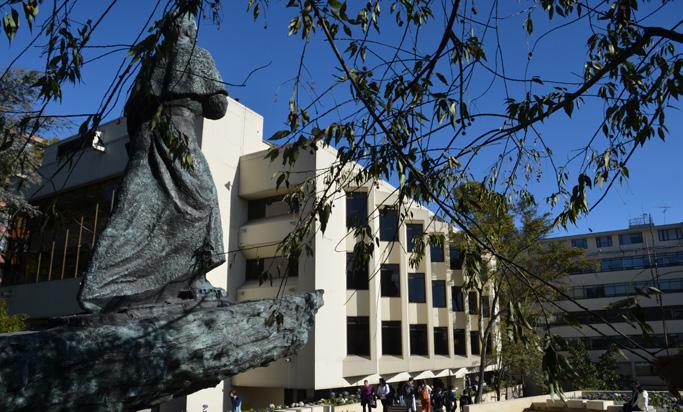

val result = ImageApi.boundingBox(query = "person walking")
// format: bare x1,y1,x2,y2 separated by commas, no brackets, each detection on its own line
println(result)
419,381,431,412
403,377,417,412
443,385,456,412
378,378,391,412
622,382,649,412
229,390,242,412
361,380,376,412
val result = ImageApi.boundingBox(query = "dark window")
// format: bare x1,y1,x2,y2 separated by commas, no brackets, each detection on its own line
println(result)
380,264,400,297
379,207,399,241
470,331,480,355
408,273,426,303
246,256,298,282
434,327,449,355
347,317,370,356
381,321,402,356
595,236,613,248
585,285,605,298
248,195,298,220
347,253,369,290
346,191,368,228
481,295,490,317
571,238,588,249
452,286,464,311
409,324,428,356
430,241,445,262
619,232,643,245
468,291,478,314
486,334,493,355
659,228,683,241
449,247,462,270
453,329,467,355
432,280,447,308
406,223,423,253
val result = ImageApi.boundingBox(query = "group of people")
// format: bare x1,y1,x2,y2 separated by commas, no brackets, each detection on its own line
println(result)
360,377,473,412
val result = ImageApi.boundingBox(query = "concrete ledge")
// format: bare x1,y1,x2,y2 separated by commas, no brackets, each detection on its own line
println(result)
566,400,587,409
586,400,614,410
545,399,565,408
605,406,622,412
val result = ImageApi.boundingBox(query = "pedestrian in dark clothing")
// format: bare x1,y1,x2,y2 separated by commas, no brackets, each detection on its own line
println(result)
361,380,376,412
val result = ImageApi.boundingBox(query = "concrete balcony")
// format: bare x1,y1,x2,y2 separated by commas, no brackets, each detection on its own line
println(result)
239,215,297,257
239,147,316,199
342,355,376,377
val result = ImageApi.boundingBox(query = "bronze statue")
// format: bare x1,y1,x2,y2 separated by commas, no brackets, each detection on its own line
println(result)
78,13,227,312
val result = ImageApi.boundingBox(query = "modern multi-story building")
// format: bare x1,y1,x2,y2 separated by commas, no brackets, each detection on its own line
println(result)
0,98,496,411
548,217,683,388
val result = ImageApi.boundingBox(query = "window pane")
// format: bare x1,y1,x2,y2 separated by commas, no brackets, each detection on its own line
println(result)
408,273,426,303
347,253,369,290
451,286,464,311
658,228,682,241
381,321,402,356
406,223,423,253
481,295,490,317
248,195,298,220
430,241,445,262
432,280,447,308
453,329,467,355
470,331,480,355
346,191,368,228
468,291,478,314
379,207,399,241
434,327,449,355
380,264,400,297
595,236,613,248
449,247,462,270
571,238,588,249
347,317,370,356
619,232,643,245
409,324,428,356
246,256,298,282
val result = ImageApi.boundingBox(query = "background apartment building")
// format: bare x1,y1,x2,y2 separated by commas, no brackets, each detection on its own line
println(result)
0,98,496,411
549,216,683,388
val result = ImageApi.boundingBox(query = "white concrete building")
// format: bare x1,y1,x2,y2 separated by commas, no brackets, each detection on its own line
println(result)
548,216,683,389
0,98,496,411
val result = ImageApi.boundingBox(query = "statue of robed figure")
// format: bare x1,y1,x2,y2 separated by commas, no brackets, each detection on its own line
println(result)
78,12,227,312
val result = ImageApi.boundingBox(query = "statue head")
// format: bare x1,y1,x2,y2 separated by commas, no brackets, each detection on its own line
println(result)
164,11,197,45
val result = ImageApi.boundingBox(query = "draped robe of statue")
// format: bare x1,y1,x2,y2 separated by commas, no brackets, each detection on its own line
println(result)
78,15,228,312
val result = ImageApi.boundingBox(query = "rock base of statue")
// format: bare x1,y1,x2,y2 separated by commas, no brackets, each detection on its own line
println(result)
0,291,323,412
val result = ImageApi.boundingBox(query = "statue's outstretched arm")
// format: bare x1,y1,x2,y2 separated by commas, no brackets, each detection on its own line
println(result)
202,92,228,120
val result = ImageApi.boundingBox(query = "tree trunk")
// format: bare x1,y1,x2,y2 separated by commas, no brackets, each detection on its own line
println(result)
0,291,323,412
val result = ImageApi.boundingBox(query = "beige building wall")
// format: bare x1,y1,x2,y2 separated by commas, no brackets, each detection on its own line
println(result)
232,145,496,408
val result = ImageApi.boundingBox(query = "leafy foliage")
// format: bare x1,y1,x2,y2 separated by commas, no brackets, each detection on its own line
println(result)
561,342,622,391
0,299,24,332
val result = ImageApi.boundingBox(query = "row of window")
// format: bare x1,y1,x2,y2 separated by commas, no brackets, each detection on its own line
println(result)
552,305,683,326
570,228,682,250
347,261,490,314
571,251,683,274
347,317,490,357
566,277,683,299
567,333,683,351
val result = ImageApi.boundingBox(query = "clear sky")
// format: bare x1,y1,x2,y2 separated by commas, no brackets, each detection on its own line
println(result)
2,0,681,236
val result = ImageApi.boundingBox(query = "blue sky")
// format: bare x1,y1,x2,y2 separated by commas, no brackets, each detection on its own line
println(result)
2,0,681,236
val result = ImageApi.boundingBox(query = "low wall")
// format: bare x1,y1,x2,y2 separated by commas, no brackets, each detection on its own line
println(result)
463,391,582,412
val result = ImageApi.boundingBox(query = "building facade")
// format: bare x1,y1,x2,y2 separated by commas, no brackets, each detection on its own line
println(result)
0,98,496,411
548,217,683,388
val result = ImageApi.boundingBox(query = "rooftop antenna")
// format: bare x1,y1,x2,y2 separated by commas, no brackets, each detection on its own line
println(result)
658,205,671,224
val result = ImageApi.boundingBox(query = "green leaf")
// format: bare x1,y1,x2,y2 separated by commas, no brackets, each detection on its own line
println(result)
270,130,290,141
525,14,533,35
